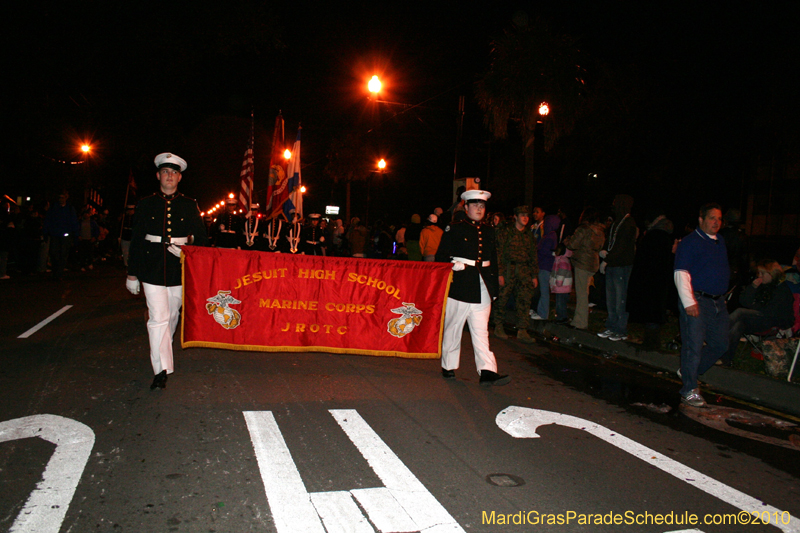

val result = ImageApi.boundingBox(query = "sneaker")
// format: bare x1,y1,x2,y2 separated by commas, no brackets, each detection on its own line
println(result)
494,323,508,340
529,311,544,320
597,329,614,338
609,333,628,341
680,388,706,408
441,369,455,379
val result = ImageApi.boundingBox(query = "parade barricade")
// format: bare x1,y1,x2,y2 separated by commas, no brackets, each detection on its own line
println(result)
181,246,453,358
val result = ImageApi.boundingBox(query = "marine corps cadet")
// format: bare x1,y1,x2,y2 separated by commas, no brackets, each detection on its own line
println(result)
213,196,244,249
435,189,510,386
126,153,207,390
301,213,326,255
242,205,264,251
282,212,303,253
494,205,539,343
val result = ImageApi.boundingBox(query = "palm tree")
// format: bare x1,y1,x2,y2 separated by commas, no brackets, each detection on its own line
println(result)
476,14,585,208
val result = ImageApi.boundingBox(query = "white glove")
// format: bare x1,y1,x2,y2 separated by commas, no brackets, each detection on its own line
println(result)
599,261,607,275
167,244,183,258
126,278,140,295
599,250,608,259
451,261,465,271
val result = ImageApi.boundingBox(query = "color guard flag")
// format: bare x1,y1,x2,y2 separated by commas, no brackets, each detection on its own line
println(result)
265,113,288,219
283,126,302,219
238,118,255,213
181,247,453,358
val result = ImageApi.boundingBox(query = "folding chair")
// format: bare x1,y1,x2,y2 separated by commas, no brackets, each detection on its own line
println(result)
789,339,800,382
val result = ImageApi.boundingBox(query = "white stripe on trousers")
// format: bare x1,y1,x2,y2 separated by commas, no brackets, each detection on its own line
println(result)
142,283,182,375
441,276,498,375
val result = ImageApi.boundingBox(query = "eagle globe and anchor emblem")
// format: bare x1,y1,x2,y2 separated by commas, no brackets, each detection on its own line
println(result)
387,303,423,338
206,291,242,330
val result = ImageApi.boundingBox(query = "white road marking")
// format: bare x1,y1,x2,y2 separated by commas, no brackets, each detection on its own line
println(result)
331,409,465,532
0,414,95,533
310,491,375,533
18,305,73,338
496,407,799,533
245,409,465,533
243,411,326,533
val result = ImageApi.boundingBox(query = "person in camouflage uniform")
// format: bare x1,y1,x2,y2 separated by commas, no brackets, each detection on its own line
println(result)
494,205,539,343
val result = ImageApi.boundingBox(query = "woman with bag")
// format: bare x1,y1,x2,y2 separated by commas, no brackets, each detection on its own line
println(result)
549,244,573,323
564,207,606,330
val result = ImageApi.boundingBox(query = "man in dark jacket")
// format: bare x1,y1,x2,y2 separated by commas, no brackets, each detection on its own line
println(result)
436,190,509,386
43,191,80,280
126,153,207,390
598,194,637,342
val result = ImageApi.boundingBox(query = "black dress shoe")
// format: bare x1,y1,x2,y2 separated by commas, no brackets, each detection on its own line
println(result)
479,370,511,386
441,369,455,378
150,370,168,390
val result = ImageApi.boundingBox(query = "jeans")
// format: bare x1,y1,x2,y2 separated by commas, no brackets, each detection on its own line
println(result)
605,265,632,334
536,270,551,318
678,296,729,395
554,292,569,320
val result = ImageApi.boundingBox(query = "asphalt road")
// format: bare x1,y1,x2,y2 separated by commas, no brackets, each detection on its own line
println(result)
2,263,799,532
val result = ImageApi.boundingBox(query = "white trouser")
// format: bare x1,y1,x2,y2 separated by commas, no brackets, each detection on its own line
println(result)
142,283,182,375
441,276,497,375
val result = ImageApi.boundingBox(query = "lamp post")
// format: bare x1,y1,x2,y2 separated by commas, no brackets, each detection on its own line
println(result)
525,102,550,209
366,159,386,228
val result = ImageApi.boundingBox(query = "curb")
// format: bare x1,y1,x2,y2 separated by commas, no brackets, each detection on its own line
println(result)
528,321,800,418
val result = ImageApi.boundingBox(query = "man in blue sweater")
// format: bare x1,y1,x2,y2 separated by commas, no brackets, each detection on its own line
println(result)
673,203,729,407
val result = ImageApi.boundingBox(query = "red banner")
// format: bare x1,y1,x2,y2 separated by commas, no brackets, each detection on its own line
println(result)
181,247,453,358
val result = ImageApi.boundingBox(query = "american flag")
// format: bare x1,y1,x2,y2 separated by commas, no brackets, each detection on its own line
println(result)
238,120,255,213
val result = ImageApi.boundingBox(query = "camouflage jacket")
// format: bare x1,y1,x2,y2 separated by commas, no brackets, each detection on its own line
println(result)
497,225,539,277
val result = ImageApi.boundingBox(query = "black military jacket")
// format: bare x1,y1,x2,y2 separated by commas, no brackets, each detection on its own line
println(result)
435,218,499,303
128,192,207,286
212,210,244,249
300,224,326,255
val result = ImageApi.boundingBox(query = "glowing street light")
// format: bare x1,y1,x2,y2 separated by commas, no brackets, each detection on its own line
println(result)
368,75,382,95
300,185,307,193
378,158,386,170
228,193,235,199
538,102,550,117
284,149,292,160
81,144,91,154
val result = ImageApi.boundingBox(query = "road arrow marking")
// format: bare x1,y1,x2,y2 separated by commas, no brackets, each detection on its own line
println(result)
496,406,799,533
0,414,95,533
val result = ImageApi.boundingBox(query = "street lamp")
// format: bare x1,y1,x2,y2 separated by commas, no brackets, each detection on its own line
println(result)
538,102,549,118
366,159,387,228
81,144,91,154
284,149,292,160
525,102,551,209
368,75,382,95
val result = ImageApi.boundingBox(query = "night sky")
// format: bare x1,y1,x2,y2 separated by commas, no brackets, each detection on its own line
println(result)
4,1,799,228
